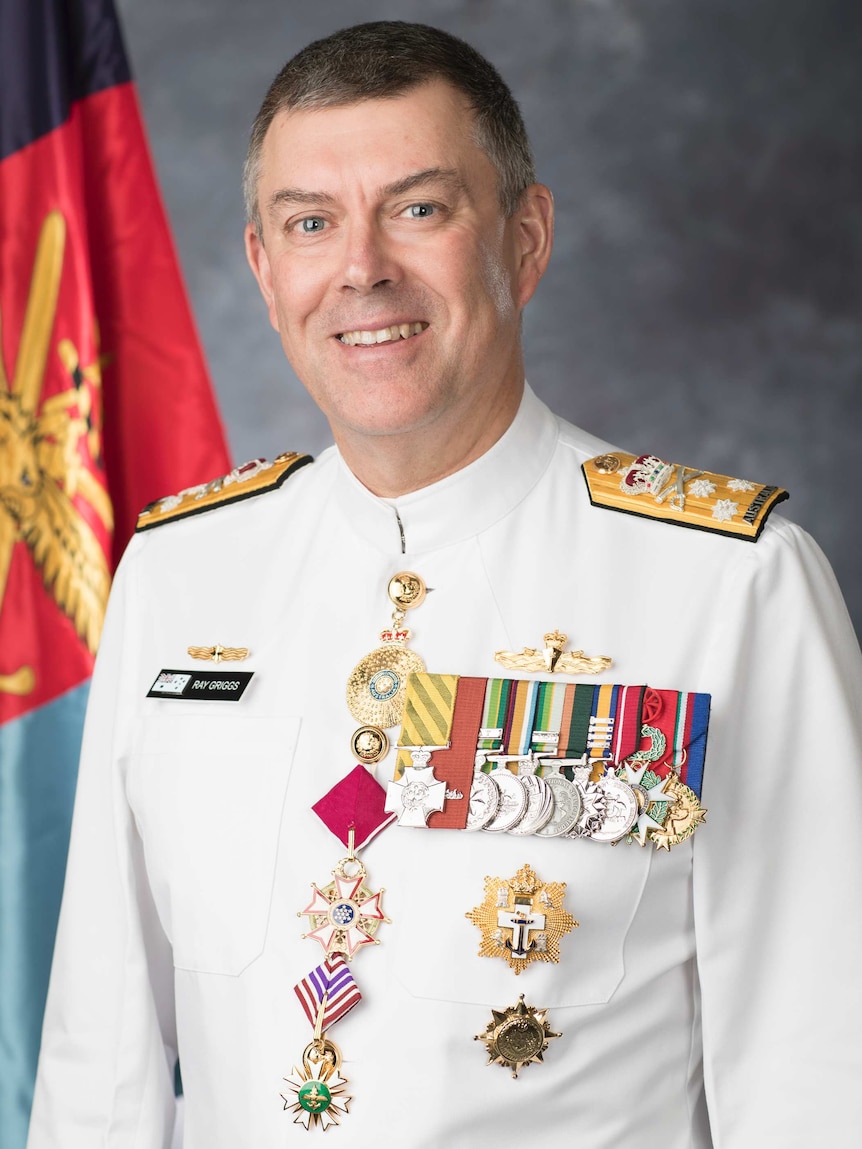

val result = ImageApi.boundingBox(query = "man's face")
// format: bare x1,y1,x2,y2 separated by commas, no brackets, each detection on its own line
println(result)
246,80,551,448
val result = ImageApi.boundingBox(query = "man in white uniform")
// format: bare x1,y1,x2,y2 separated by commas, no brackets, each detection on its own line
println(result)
28,21,862,1148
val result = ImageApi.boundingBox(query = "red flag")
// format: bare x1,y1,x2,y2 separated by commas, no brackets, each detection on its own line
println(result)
0,1,231,1141
0,0,232,724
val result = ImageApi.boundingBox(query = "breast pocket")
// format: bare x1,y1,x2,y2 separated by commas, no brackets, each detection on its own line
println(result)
127,711,300,975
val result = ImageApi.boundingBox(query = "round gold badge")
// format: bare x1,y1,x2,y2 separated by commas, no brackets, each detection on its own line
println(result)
495,1014,546,1064
346,644,426,728
474,994,561,1078
350,725,389,765
387,571,426,612
593,454,621,474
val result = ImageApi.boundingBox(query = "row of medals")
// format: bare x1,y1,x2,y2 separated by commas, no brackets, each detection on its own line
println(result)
462,755,640,843
347,571,654,846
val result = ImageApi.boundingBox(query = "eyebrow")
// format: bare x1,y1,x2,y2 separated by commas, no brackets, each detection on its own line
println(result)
266,167,467,217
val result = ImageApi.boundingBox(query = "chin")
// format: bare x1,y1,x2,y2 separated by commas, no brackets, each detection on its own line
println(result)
331,390,453,440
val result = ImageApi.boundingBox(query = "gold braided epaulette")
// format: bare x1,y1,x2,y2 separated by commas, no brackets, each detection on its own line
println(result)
135,452,313,532
582,452,788,542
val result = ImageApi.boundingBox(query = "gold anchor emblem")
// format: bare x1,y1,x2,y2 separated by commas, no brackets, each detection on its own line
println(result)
0,211,113,693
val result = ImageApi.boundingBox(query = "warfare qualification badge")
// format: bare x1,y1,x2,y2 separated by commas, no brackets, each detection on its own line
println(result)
475,994,561,1078
466,863,578,975
299,855,389,960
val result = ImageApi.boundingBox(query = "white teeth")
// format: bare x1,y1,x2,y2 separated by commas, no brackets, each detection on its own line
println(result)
338,322,426,346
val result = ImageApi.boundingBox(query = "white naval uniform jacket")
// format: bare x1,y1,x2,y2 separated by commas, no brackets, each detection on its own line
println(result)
28,387,862,1148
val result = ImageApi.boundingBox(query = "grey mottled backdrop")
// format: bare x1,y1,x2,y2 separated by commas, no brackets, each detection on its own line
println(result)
116,0,862,636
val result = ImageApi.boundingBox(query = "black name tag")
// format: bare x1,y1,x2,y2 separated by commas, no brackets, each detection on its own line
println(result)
147,669,253,702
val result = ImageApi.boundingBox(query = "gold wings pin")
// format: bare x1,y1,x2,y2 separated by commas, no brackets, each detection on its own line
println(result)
494,630,612,675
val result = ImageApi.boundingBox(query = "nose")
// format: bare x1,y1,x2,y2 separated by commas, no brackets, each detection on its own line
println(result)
339,218,401,294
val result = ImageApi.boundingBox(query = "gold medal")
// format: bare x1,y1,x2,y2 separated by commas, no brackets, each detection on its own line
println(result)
282,1038,351,1130
350,724,389,765
648,777,706,850
466,863,578,975
346,571,428,729
387,571,426,612
346,636,425,728
474,994,561,1078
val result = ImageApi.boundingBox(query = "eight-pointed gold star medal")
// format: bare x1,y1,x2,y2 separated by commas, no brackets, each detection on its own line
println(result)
466,863,578,975
475,994,561,1078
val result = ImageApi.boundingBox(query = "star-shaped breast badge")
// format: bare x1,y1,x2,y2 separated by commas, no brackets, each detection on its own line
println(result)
466,863,578,975
475,994,561,1078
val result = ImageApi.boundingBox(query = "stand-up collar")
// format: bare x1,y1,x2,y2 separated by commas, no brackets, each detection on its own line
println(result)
331,385,560,556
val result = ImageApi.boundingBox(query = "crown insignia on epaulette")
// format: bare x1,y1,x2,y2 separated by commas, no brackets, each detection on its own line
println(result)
135,451,313,532
583,452,787,541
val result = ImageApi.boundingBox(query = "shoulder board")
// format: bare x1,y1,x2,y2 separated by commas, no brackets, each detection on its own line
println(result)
135,452,313,532
582,452,787,542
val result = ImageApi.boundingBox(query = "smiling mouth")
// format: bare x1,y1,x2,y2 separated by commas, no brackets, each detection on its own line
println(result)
337,322,428,346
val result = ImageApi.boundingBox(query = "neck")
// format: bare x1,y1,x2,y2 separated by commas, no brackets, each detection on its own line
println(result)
333,378,525,499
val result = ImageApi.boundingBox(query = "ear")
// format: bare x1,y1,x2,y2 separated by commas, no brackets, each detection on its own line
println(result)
512,183,554,309
244,223,280,331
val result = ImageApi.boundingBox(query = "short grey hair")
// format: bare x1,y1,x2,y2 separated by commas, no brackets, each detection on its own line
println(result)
244,21,536,237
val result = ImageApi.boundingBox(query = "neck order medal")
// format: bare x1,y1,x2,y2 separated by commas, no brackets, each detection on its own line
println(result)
346,572,427,732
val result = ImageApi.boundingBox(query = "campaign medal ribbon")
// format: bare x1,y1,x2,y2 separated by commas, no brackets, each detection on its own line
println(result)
393,674,710,849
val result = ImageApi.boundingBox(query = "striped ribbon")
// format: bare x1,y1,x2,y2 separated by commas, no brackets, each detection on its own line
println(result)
477,678,512,750
396,672,458,777
502,678,540,756
394,675,711,797
635,688,711,799
294,955,361,1030
587,683,618,761
611,685,646,764
530,680,568,753
676,691,710,798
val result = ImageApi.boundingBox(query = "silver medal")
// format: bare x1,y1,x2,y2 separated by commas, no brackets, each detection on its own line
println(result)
509,773,554,835
535,774,583,838
482,770,528,833
589,771,639,843
464,772,502,831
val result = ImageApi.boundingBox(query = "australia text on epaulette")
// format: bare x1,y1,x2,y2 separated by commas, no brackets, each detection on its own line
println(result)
582,452,788,542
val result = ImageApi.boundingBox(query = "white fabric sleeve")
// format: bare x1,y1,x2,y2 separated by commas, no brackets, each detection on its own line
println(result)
27,542,178,1147
695,519,862,1145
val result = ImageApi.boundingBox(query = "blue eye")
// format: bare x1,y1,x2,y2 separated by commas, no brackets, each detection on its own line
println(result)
298,217,326,233
406,203,434,218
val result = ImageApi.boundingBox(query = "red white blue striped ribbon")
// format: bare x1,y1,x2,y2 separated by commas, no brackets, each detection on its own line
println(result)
294,955,362,1029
